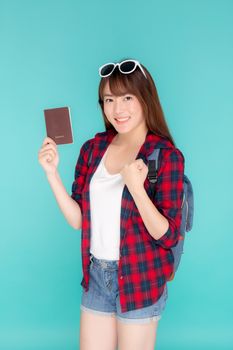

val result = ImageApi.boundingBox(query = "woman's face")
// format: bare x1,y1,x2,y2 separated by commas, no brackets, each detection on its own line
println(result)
102,81,147,135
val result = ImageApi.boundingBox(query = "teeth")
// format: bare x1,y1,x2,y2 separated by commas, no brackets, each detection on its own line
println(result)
115,117,129,121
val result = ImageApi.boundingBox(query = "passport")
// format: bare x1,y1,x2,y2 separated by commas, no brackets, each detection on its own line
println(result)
44,106,73,145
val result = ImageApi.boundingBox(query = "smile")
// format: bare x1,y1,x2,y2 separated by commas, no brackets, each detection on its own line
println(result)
114,117,130,124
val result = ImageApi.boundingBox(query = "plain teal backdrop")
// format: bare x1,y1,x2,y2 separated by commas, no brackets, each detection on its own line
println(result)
0,0,233,349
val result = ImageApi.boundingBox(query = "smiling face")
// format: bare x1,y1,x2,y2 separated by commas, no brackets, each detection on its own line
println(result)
102,81,147,136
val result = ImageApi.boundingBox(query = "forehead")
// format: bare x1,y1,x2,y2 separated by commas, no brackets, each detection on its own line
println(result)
102,80,129,97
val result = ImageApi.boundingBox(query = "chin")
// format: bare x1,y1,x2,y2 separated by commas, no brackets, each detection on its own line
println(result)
117,128,133,134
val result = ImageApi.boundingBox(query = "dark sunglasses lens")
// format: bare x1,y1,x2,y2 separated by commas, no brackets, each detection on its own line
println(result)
120,61,136,73
100,64,115,76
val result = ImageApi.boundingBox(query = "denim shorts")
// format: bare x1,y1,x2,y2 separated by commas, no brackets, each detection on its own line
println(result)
80,253,168,324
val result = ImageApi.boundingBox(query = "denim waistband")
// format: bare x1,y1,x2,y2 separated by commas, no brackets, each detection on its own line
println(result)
90,253,119,269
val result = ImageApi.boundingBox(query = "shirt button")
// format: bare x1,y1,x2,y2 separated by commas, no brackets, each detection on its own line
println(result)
120,276,123,279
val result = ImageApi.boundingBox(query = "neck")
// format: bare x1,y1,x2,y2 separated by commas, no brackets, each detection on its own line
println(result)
114,125,149,147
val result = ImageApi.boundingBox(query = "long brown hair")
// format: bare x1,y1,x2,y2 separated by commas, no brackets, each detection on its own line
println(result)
98,58,176,147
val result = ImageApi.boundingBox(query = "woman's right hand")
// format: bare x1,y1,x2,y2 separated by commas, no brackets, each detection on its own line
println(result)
38,137,59,175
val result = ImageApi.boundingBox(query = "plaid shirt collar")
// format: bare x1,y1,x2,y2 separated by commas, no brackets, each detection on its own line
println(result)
94,128,173,162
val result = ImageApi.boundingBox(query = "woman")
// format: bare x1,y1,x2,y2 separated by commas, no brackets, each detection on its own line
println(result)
38,58,185,350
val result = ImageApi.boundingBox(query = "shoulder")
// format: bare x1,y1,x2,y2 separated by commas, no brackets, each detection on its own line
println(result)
81,137,94,150
152,135,185,169
94,130,109,138
77,137,95,163
149,133,185,164
158,147,185,178
81,129,112,147
162,147,185,163
160,147,185,168
78,129,110,157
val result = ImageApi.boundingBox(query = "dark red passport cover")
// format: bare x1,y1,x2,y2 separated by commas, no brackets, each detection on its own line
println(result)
44,106,73,145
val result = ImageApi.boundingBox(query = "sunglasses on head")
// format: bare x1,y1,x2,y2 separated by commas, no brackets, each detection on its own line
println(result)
99,59,147,79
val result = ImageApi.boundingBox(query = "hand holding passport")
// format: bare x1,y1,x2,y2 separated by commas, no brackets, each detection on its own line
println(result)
44,106,74,145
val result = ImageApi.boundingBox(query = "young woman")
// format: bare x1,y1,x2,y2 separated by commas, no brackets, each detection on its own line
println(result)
38,58,185,350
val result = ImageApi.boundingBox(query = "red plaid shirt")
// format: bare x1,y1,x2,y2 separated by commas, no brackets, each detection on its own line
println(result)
71,128,184,313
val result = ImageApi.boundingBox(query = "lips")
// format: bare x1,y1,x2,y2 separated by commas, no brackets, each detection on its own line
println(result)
114,117,130,124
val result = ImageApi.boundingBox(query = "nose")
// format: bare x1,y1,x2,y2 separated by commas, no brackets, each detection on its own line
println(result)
113,98,124,115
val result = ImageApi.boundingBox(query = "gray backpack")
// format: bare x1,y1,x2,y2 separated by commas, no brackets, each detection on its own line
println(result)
147,149,194,281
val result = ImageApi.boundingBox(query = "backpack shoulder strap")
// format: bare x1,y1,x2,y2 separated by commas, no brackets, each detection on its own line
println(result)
147,149,160,184
183,174,194,232
87,142,94,167
87,148,92,167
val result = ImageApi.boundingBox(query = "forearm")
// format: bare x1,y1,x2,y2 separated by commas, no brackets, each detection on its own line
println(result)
46,171,82,230
130,186,169,240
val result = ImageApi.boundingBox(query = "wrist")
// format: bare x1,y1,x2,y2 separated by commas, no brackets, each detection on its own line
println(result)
130,185,146,197
46,170,59,180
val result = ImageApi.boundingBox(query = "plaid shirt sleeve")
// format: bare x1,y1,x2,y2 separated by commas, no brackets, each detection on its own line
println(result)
153,148,185,249
70,139,92,214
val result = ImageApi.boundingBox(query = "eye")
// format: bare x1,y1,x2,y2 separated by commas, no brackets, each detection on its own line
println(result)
104,98,113,103
124,95,133,101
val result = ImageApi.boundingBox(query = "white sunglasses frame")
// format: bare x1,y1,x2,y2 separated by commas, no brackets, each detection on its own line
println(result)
99,59,147,79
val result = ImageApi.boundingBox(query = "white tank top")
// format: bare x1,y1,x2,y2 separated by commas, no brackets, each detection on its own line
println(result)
89,148,125,260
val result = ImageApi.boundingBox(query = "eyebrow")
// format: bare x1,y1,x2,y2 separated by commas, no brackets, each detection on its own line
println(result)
103,93,130,97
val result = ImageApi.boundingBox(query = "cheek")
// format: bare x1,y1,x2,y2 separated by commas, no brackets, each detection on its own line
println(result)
131,108,143,121
130,101,142,115
103,104,111,116
135,104,144,121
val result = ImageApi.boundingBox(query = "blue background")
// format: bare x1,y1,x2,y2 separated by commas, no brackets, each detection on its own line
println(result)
0,0,232,349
